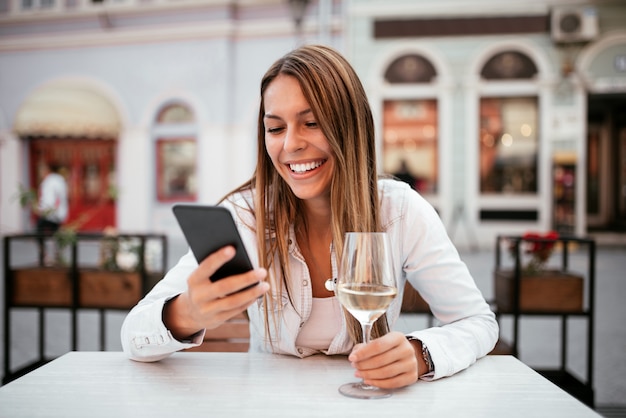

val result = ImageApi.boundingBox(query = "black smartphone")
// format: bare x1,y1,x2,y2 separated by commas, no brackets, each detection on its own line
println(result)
172,204,254,283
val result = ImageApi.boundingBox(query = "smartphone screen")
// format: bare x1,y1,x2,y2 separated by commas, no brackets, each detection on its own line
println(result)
172,204,254,283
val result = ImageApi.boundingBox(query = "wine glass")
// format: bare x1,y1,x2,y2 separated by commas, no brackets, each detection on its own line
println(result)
335,232,398,399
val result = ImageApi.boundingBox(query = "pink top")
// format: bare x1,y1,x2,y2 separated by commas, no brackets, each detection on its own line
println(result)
295,297,343,352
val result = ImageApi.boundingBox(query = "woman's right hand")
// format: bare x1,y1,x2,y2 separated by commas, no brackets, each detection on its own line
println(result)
163,245,269,341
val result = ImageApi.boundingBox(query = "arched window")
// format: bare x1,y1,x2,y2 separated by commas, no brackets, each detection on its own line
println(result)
382,54,439,195
153,102,197,202
480,51,538,80
156,103,194,124
479,50,539,195
384,54,437,83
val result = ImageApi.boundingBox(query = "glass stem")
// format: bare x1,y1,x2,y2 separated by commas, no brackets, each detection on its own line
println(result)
360,322,375,389
362,322,372,345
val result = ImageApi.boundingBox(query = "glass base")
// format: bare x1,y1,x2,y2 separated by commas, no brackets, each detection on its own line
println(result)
338,382,393,399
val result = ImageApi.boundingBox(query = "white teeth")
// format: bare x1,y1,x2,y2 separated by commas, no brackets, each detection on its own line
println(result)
290,160,324,173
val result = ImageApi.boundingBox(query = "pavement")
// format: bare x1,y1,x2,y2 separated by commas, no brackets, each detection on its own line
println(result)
1,235,625,412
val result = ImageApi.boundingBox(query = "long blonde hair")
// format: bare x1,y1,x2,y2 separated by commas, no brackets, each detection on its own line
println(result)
225,44,388,346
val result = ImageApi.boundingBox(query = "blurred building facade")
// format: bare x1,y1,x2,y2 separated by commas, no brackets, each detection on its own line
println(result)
0,0,625,249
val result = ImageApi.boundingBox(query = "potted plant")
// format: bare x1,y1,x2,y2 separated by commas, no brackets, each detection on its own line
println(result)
78,227,143,309
494,231,583,313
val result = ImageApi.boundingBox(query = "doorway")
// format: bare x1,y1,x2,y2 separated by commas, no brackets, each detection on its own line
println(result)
587,94,626,231
29,138,117,231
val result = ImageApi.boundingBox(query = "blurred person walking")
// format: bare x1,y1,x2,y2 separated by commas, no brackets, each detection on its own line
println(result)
36,162,68,264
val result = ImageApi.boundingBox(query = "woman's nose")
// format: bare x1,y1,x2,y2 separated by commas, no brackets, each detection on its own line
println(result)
283,128,306,152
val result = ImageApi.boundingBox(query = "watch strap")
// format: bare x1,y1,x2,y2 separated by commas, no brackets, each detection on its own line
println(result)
406,336,435,375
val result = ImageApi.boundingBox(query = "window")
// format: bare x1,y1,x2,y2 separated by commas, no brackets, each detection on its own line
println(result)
384,54,437,84
383,99,438,193
479,97,538,194
478,49,540,196
156,138,197,202
480,51,537,80
156,103,193,124
21,0,54,9
381,53,439,195
154,102,197,203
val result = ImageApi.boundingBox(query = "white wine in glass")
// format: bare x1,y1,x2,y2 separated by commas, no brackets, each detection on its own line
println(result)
335,232,398,399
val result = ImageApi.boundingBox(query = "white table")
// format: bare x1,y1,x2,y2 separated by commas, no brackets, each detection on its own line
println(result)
0,352,599,417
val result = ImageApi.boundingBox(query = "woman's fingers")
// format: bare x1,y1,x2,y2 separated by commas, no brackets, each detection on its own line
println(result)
181,245,269,330
163,246,269,341
188,245,266,299
349,331,419,389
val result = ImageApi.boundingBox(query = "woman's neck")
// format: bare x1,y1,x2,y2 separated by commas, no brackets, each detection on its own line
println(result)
301,194,331,225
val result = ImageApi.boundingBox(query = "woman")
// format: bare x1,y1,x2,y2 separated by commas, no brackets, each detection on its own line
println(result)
121,44,498,389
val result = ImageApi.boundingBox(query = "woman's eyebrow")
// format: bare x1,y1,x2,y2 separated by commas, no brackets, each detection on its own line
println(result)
263,113,282,121
263,109,312,120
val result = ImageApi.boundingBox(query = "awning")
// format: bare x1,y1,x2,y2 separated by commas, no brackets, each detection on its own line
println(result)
13,80,121,138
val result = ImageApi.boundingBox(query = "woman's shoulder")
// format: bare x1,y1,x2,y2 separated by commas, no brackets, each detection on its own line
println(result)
377,178,438,224
378,178,422,206
221,188,256,229
378,177,410,194
223,188,255,207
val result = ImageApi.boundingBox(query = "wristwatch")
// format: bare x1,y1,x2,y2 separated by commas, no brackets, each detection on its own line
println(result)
407,336,435,375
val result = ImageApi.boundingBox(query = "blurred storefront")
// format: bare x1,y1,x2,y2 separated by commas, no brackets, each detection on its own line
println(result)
0,0,341,246
0,0,625,249
14,81,120,230
346,0,626,248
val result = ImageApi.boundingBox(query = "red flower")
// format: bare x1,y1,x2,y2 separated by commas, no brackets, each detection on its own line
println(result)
522,231,559,263
508,231,560,275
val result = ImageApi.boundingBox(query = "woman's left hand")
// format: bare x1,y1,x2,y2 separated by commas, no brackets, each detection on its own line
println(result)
348,331,420,389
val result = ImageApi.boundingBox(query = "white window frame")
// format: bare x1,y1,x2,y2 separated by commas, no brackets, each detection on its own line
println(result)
465,39,554,235
369,44,454,227
152,100,198,204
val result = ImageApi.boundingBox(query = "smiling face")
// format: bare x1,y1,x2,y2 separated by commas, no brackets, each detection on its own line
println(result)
263,74,335,206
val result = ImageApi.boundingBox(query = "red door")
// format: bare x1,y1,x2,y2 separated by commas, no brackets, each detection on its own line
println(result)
29,138,117,232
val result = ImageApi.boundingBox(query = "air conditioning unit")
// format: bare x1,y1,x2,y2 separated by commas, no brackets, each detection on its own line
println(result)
551,6,599,43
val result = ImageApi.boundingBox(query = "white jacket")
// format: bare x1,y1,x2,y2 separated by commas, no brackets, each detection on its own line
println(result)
121,179,498,380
